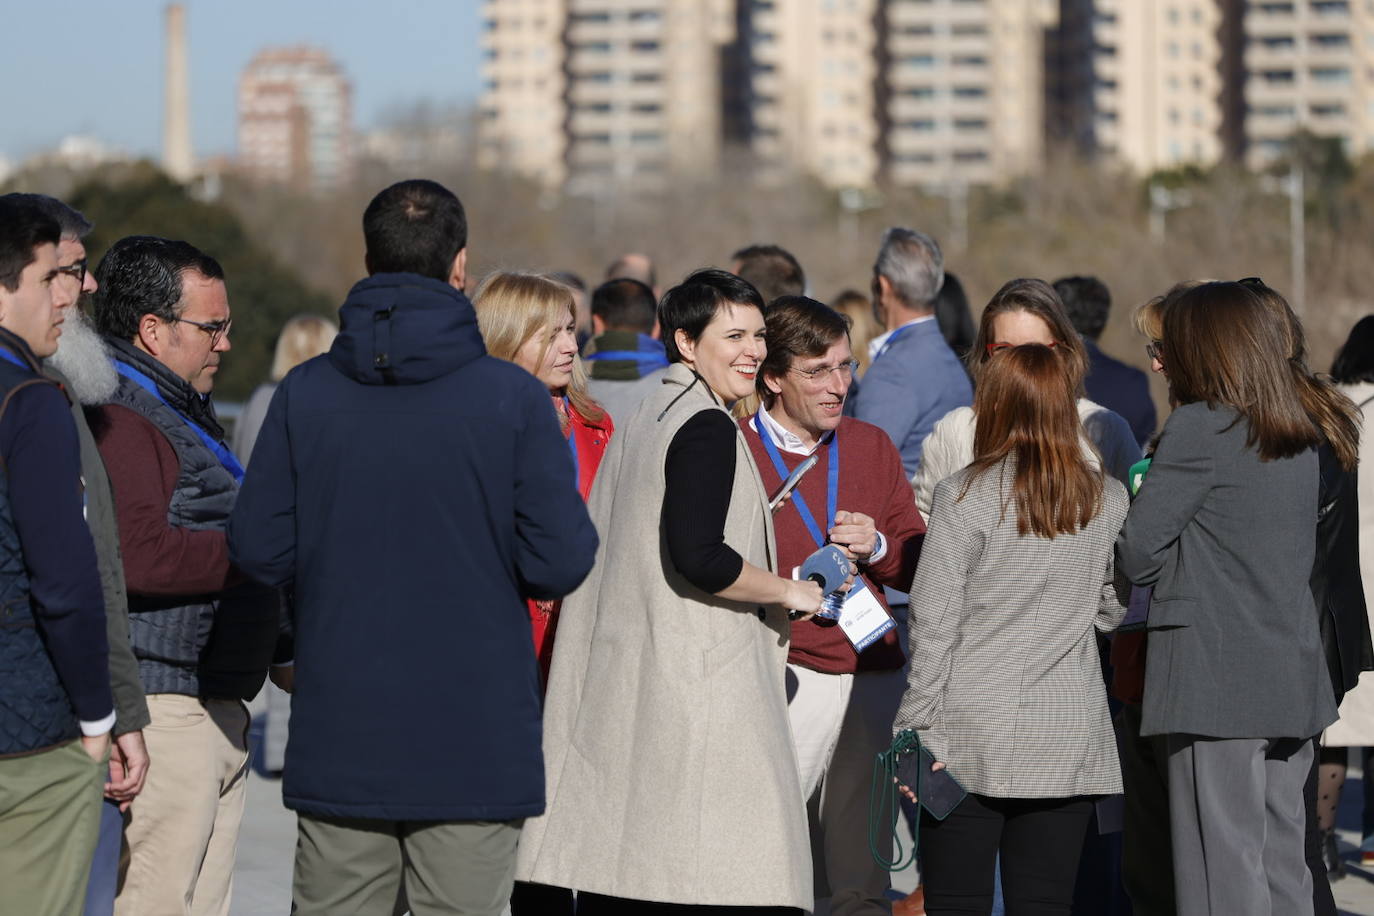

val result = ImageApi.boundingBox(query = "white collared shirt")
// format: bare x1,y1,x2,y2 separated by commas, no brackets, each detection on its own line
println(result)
867,313,937,364
750,404,887,564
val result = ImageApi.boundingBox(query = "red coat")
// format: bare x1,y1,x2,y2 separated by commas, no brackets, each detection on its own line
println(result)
530,400,612,684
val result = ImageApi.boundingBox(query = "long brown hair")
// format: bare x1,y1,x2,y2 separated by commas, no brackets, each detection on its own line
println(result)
1161,282,1321,461
964,344,1103,538
1249,281,1360,470
969,278,1089,394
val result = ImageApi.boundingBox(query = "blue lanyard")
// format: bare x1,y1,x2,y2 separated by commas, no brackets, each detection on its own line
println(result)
114,360,245,483
0,347,26,370
755,410,839,549
564,397,580,485
873,322,918,363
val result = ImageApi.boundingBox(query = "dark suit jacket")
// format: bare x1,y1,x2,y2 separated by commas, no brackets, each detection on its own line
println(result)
1116,402,1336,739
1084,340,1156,448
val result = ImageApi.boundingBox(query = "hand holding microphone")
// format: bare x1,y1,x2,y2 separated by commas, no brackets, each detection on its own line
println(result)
789,544,857,620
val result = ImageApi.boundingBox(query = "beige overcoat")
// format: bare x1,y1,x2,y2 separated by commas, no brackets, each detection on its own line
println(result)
515,364,812,909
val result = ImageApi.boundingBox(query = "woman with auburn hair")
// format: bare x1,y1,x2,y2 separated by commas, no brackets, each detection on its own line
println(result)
895,344,1129,915
911,278,1139,517
474,271,613,916
1117,281,1337,916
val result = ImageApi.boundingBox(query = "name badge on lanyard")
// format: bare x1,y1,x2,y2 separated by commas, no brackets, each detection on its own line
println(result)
758,412,895,652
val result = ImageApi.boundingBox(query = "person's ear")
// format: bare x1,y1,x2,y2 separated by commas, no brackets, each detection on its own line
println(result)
136,313,165,356
449,248,467,292
763,370,785,397
674,328,696,363
591,314,607,336
876,274,894,304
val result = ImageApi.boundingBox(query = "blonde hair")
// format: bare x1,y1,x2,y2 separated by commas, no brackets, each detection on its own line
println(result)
472,271,605,427
271,314,338,382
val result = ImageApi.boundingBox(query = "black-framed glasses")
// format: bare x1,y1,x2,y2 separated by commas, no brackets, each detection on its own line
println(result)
1145,340,1163,363
788,359,859,382
56,258,87,288
174,316,232,347
1238,276,1265,288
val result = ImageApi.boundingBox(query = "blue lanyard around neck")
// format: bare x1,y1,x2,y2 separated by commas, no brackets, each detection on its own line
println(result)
755,409,839,549
564,396,580,486
873,322,918,363
0,347,27,370
114,360,245,483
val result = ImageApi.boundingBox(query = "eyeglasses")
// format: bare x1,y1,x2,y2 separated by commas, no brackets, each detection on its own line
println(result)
788,359,859,382
1238,276,1265,288
56,258,87,288
174,316,232,347
985,340,1058,356
1145,340,1163,363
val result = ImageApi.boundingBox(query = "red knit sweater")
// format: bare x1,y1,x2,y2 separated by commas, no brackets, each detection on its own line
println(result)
740,415,925,674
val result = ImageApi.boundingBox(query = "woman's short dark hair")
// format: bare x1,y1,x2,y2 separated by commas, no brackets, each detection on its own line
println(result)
659,268,765,363
758,296,851,397
1332,315,1374,385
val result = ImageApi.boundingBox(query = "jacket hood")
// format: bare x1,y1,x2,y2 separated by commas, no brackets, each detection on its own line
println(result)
329,273,486,386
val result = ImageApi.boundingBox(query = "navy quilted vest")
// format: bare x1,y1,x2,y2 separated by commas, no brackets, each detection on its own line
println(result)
0,359,80,756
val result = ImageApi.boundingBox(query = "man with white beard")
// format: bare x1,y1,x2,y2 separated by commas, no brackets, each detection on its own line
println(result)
2,194,151,916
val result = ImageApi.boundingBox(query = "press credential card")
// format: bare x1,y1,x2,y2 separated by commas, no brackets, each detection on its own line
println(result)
838,578,894,651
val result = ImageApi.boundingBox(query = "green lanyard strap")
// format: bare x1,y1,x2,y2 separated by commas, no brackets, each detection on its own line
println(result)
869,728,923,872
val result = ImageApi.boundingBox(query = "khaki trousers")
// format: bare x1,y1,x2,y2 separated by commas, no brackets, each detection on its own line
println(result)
116,695,250,916
0,739,105,915
787,663,905,916
293,814,523,916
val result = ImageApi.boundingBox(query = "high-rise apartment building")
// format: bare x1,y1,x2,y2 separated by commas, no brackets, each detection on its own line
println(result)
880,0,1060,187
478,0,734,193
1048,0,1234,173
726,0,880,190
238,47,354,190
1242,0,1374,168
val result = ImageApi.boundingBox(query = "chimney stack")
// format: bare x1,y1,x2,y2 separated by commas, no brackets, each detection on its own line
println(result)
163,3,194,181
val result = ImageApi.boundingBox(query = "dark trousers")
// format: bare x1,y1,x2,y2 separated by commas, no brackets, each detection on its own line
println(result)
919,793,1094,915
1117,702,1174,916
575,894,802,915
1304,737,1337,916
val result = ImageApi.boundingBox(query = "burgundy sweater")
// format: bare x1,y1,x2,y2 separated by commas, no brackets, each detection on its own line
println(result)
741,415,925,674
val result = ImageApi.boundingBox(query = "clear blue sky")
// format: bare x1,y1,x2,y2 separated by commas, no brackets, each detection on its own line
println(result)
2,0,483,161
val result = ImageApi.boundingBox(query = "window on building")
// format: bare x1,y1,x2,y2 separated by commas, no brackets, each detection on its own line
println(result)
576,71,614,83
953,149,988,162
575,132,612,145
1311,1,1350,13
632,40,660,52
902,54,937,67
1310,33,1351,48
629,9,661,22
953,55,987,66
630,72,661,83
630,131,662,146
951,23,987,35
570,11,612,24
631,102,662,113
574,41,613,54
953,85,987,98
899,118,937,131
954,118,988,131
901,86,936,99
1311,65,1352,82
894,152,937,164
1254,2,1295,12
1310,101,1347,116
1260,68,1296,83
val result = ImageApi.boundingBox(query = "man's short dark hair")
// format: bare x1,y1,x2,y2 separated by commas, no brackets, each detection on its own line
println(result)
758,296,851,397
660,269,765,363
363,180,467,282
591,278,657,334
0,192,93,240
731,244,805,305
0,197,61,293
94,236,225,341
1053,275,1112,340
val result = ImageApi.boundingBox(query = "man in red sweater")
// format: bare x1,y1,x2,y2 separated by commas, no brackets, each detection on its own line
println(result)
739,296,925,916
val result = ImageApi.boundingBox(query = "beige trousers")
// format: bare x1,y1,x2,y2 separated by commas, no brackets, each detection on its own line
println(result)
0,738,105,916
787,663,906,916
116,695,250,916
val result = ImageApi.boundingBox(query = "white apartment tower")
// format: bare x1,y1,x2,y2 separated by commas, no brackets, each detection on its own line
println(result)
1242,0,1374,168
238,47,354,190
478,0,734,192
882,0,1060,188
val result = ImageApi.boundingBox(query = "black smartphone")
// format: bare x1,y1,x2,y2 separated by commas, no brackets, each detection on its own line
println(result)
894,746,967,821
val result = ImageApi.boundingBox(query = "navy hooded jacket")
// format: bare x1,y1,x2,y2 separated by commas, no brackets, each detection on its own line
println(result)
228,273,598,821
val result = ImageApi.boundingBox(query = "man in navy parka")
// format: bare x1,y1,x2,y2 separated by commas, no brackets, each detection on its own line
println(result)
228,180,598,914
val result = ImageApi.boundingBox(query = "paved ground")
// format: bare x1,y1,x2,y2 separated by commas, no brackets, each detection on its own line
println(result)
230,740,1374,915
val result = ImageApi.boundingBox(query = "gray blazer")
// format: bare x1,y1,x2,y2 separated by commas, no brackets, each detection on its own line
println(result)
895,462,1129,798
1116,402,1337,739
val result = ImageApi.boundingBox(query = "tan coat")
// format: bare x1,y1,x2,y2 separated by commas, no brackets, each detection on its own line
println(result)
515,364,811,909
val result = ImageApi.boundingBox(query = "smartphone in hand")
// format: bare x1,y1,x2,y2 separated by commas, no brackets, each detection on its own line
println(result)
895,746,967,821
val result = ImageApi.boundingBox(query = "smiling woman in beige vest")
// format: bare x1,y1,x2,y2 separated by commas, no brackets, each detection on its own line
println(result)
516,269,825,915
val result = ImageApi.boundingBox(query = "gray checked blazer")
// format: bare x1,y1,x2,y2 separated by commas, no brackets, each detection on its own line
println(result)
1116,402,1336,740
895,461,1130,798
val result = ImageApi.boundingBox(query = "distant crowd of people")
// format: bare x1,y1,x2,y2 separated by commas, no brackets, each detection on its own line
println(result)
2,178,1373,916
